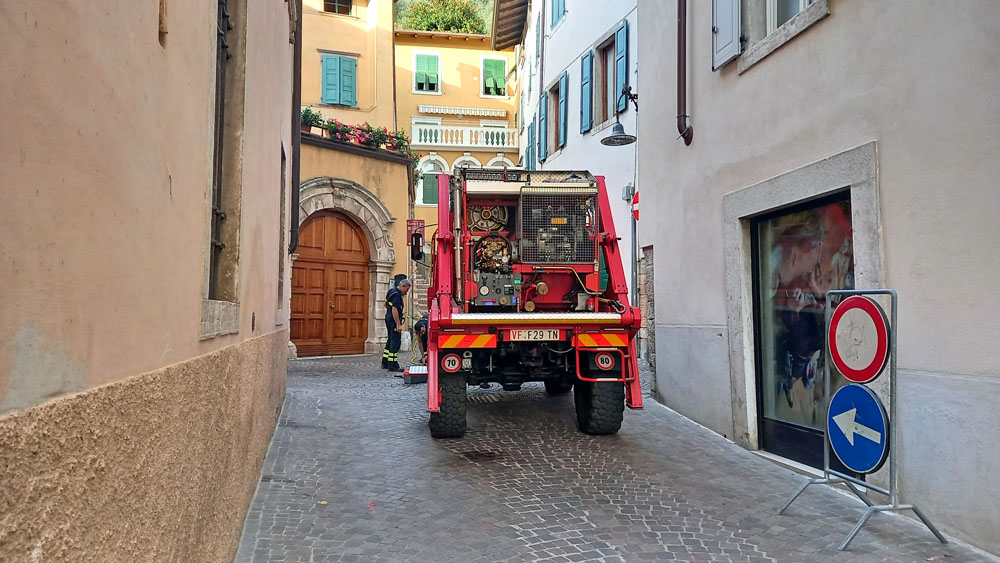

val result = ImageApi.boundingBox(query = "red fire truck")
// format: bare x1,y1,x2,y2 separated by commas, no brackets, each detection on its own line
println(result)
417,169,643,438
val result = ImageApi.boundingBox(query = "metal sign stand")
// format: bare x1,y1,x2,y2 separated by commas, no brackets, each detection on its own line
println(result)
777,289,947,551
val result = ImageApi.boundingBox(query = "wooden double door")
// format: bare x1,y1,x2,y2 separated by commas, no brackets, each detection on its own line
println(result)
291,212,370,356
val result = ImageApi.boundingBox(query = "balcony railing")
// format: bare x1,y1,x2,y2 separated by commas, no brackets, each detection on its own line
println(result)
411,123,518,151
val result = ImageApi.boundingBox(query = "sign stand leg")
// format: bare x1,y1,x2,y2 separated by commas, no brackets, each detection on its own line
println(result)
776,289,947,551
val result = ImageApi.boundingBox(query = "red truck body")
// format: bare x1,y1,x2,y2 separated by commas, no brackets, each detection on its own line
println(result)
422,169,642,437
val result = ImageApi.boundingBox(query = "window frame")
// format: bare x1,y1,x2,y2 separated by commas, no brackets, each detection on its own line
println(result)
416,154,449,206
320,53,358,107
766,0,813,34
550,0,565,29
412,50,442,95
736,0,829,74
480,55,509,99
323,0,352,16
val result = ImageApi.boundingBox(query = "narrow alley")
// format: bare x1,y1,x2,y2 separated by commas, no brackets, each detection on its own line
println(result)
236,356,990,563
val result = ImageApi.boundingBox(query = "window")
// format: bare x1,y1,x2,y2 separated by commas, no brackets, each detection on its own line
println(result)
481,57,507,97
593,42,615,126
209,0,231,299
526,120,536,170
768,0,816,33
712,0,829,73
551,0,565,28
321,54,357,106
414,53,441,93
323,0,351,15
580,51,592,133
419,160,445,205
541,73,567,159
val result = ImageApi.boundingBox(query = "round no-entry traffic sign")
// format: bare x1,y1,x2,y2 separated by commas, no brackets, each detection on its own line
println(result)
631,191,639,221
828,295,890,383
827,383,890,474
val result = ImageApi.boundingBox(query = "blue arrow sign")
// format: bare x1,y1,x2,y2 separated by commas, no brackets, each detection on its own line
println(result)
827,384,890,474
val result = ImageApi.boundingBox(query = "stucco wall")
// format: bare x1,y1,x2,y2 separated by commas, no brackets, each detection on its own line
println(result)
0,1,293,558
638,0,1000,553
0,1,293,410
302,0,396,129
394,33,517,124
0,331,286,562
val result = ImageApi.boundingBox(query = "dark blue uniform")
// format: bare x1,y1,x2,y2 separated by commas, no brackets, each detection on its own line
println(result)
413,316,429,361
382,287,404,370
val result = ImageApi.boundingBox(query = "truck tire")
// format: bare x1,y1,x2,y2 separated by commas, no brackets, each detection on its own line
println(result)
429,374,467,438
574,381,625,435
544,380,574,395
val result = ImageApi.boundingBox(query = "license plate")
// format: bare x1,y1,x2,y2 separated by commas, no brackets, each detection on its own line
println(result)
507,329,561,341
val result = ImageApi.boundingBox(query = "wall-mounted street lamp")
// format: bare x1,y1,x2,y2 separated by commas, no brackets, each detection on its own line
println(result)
601,85,640,312
600,85,639,146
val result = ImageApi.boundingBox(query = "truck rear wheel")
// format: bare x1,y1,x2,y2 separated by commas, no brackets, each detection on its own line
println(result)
429,374,467,438
544,380,574,395
574,381,625,435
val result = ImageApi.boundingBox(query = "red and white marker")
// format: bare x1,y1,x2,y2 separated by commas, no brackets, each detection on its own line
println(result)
828,296,890,383
595,352,616,371
441,353,462,373
631,190,639,221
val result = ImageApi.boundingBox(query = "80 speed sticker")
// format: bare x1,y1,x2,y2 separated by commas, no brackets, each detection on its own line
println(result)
595,352,616,371
441,353,462,373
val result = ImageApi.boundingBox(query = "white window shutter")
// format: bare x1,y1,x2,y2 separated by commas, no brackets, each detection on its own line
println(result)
712,0,741,70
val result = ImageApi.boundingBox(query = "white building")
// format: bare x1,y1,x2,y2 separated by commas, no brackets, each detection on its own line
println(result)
638,0,1000,554
497,0,641,325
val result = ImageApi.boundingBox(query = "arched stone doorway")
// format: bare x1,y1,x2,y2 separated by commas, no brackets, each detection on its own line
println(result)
291,211,370,355
296,177,396,354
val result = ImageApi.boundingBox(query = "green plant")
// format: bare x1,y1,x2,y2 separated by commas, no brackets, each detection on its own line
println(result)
300,107,324,127
398,0,487,34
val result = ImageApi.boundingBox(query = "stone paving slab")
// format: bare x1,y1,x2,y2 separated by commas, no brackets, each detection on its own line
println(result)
235,355,995,562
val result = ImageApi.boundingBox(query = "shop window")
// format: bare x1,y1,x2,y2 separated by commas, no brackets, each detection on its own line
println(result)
752,193,854,467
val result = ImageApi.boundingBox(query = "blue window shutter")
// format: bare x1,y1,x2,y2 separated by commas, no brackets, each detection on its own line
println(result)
558,71,568,148
580,51,592,133
321,55,340,104
615,20,628,112
527,121,535,170
538,94,548,161
339,57,357,107
713,0,742,70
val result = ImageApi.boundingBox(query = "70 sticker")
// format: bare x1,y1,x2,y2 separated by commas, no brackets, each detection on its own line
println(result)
441,353,462,373
594,352,616,371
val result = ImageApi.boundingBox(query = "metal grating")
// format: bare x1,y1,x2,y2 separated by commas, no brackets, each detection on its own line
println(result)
519,190,597,264
459,168,597,185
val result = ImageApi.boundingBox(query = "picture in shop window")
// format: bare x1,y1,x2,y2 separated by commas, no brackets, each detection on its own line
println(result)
757,199,854,429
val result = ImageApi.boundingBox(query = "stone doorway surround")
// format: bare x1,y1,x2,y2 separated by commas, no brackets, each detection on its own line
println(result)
722,141,884,453
298,176,396,354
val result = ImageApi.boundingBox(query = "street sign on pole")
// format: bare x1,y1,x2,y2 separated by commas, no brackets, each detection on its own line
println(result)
827,383,890,474
828,296,890,383
631,190,639,221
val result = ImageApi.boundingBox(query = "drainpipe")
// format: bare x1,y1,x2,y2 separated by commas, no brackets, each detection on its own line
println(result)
289,0,303,252
677,0,693,145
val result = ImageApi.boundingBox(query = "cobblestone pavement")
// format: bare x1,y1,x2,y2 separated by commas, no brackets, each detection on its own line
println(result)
236,355,994,563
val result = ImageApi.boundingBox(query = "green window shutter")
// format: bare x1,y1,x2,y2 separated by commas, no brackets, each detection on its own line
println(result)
580,51,593,133
339,57,356,106
321,55,340,104
416,54,439,91
415,54,427,91
483,59,506,96
615,20,629,112
422,174,439,204
538,93,548,161
558,72,567,148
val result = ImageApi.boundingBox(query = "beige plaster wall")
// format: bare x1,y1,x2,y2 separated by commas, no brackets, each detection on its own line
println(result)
0,330,286,562
395,33,517,122
302,0,396,129
638,0,1000,552
0,1,294,412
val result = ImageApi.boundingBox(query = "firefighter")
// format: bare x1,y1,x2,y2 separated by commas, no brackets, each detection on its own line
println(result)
382,279,411,372
413,313,429,365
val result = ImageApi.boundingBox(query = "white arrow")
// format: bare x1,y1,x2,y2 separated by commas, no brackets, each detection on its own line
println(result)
832,408,882,446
